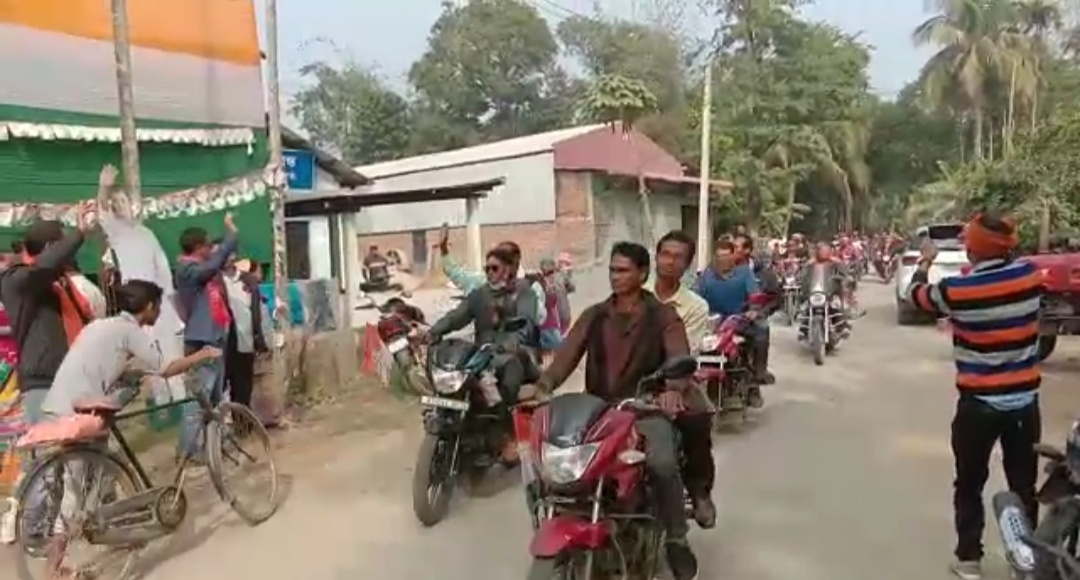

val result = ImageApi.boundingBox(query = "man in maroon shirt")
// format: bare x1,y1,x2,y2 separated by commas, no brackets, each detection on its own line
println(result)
537,241,701,580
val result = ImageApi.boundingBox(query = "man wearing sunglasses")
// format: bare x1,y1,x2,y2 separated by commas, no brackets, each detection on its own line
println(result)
436,225,546,332
425,246,540,409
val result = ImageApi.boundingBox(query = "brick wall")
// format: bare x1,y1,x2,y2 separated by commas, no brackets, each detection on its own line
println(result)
357,170,599,272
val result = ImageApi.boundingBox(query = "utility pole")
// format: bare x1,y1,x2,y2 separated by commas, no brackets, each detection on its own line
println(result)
110,0,142,212
695,63,713,271
265,0,291,389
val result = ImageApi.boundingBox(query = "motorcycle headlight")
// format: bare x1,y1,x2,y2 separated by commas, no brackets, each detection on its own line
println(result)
431,369,466,394
809,293,827,307
700,334,720,352
541,442,600,485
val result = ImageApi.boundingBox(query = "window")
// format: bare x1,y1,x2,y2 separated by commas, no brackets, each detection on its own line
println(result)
285,220,311,279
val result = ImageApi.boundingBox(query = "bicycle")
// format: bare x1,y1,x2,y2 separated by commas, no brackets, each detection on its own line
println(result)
9,373,279,580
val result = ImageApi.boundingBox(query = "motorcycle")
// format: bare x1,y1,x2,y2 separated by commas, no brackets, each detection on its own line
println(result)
796,266,847,366
411,317,531,527
696,299,765,426
522,355,700,580
377,297,427,367
994,437,1080,580
781,273,800,326
360,258,404,293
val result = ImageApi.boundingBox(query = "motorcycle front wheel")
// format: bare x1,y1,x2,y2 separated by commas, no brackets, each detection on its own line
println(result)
810,322,825,366
412,434,457,527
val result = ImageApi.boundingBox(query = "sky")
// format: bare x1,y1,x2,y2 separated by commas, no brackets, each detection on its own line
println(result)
268,0,936,103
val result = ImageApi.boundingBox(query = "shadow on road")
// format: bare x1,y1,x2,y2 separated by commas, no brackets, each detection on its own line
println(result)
125,472,294,579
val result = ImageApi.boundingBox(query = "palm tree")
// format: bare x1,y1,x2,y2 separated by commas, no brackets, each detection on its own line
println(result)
913,0,1027,159
1014,0,1063,130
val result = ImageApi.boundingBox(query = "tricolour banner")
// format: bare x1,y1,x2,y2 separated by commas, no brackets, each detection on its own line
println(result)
0,0,263,127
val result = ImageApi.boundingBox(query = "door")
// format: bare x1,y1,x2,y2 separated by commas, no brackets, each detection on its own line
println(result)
285,220,311,279
411,230,428,273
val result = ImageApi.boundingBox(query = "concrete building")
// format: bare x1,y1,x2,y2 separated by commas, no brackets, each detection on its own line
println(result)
281,128,370,281
353,123,730,270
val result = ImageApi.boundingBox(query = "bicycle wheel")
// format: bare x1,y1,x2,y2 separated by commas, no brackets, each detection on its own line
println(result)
206,402,279,525
14,445,143,580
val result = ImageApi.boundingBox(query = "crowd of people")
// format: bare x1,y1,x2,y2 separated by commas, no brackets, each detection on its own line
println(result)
424,214,1037,580
0,166,274,550
421,224,890,579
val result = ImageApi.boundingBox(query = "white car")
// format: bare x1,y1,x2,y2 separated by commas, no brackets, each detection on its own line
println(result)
895,223,970,325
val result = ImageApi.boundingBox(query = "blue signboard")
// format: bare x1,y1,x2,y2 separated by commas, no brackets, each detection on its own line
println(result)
283,149,316,191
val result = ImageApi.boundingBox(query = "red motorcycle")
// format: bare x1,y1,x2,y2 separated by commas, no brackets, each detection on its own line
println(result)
522,356,700,580
375,297,428,393
696,312,756,425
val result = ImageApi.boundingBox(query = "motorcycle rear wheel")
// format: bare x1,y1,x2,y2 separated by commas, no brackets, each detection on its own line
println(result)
412,434,456,527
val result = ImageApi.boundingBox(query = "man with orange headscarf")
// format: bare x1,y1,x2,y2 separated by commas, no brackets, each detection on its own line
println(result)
905,212,1042,580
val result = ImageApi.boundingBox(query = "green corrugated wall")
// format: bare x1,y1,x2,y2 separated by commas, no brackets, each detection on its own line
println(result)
0,105,271,271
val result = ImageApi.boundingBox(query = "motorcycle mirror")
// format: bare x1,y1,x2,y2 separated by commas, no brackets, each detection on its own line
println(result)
659,356,699,380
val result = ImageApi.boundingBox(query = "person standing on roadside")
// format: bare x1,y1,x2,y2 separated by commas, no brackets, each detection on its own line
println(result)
906,213,1042,580
175,213,239,462
0,200,95,424
536,257,564,359
222,256,269,410
554,252,575,335
0,190,94,554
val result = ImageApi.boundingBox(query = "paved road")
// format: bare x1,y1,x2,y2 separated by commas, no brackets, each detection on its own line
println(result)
22,282,1080,580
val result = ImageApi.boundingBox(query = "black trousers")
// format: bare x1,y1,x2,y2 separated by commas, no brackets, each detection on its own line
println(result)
636,416,690,539
225,334,256,409
952,396,1041,561
675,413,714,496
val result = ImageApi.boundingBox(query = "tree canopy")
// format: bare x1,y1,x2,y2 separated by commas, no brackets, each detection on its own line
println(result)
290,0,1080,240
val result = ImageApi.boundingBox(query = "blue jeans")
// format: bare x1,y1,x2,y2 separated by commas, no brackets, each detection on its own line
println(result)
17,387,51,537
178,341,225,458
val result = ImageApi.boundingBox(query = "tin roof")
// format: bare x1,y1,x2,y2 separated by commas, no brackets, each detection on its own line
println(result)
354,124,605,179
353,122,709,184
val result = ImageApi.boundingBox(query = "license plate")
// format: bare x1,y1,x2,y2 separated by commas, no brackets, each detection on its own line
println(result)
386,337,409,354
697,354,726,364
420,396,469,411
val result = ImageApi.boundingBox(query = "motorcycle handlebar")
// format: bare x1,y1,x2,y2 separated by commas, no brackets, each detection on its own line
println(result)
616,397,660,413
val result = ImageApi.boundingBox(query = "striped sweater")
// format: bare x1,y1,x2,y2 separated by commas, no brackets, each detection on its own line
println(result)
907,259,1042,398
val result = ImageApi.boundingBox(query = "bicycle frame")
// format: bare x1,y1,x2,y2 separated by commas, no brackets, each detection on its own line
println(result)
106,387,219,490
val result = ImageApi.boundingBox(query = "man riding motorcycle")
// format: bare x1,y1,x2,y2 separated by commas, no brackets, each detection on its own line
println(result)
537,241,701,580
425,245,539,415
696,239,767,407
646,230,717,530
796,242,851,337
736,234,780,385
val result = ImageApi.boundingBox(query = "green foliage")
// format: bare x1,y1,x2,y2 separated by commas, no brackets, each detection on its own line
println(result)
291,61,412,165
579,74,659,129
285,0,1080,241
408,0,566,145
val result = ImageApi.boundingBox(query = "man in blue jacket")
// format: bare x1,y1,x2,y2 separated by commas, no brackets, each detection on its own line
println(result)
696,239,767,407
175,212,239,461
